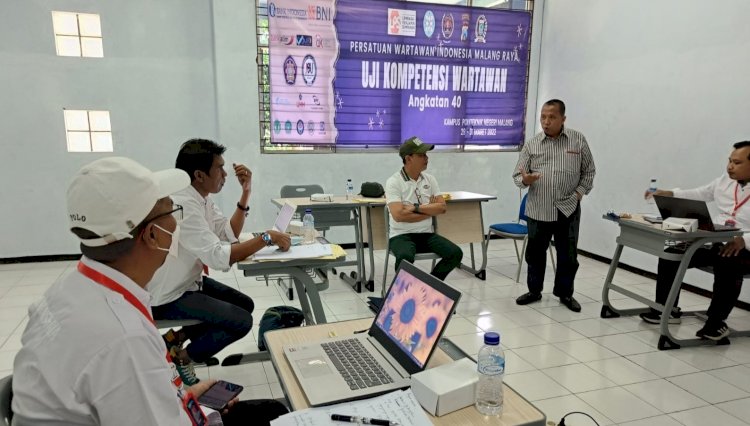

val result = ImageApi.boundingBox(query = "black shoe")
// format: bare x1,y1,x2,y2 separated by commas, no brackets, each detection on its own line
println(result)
639,309,682,324
560,296,581,312
516,292,542,305
696,322,730,341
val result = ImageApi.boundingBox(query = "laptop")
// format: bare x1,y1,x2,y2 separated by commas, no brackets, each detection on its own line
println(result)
252,202,296,237
283,261,462,406
653,195,738,231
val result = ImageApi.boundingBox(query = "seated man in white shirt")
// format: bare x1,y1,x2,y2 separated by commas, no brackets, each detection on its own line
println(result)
148,139,290,385
642,141,750,340
11,157,288,425
385,137,463,280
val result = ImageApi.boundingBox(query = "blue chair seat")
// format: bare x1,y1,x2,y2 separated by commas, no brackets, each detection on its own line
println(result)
489,223,528,235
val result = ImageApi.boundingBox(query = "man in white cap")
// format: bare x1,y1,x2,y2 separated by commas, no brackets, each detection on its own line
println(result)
11,157,287,425
385,136,463,279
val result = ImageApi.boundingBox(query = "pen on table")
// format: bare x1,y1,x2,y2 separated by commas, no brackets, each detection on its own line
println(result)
330,414,399,426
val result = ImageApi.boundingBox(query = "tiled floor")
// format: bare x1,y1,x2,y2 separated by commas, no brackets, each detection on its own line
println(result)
2,239,750,425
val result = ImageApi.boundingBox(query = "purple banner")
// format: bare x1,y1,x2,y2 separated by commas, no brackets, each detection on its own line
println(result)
268,0,531,146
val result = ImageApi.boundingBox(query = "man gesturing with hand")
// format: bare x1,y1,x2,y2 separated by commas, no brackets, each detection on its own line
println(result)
512,99,596,312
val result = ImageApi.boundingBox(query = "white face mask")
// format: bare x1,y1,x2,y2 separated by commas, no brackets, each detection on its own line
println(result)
153,223,180,258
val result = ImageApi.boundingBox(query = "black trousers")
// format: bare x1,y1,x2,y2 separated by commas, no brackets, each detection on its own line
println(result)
220,399,288,425
389,233,463,280
525,205,581,298
656,244,749,325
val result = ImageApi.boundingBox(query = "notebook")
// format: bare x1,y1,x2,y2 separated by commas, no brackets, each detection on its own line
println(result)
653,195,738,231
283,261,462,406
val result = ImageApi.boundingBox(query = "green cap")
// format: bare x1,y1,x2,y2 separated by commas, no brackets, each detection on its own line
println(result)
399,136,435,158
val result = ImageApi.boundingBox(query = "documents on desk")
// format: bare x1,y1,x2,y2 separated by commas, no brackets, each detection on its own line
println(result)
662,217,698,232
270,389,432,426
253,243,333,261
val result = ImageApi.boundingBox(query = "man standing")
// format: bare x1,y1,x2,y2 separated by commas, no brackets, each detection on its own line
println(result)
11,157,288,425
148,139,290,385
385,136,463,279
641,141,750,340
512,99,596,312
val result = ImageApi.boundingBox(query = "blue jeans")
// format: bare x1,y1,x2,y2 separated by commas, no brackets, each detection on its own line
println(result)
152,276,254,363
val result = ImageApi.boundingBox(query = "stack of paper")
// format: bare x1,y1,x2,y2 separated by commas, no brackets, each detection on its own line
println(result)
271,389,433,426
253,243,334,261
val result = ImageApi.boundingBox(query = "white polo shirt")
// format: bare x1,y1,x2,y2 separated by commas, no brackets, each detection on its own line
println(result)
148,185,238,306
385,168,440,238
11,256,193,426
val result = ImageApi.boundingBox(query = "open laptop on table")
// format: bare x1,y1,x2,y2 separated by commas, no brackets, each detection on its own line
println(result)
653,195,738,231
283,261,462,406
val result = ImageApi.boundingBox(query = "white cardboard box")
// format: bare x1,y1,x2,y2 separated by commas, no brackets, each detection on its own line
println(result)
411,357,478,416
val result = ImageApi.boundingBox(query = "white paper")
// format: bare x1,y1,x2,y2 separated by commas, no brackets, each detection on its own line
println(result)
271,389,433,426
253,243,333,260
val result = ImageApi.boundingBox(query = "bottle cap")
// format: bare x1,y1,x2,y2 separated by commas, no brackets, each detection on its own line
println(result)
484,332,500,345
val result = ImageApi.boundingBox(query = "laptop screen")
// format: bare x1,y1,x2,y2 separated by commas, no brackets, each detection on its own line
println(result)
273,203,295,232
371,262,461,372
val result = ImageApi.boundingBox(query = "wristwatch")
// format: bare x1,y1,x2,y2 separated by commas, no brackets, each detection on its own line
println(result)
413,203,420,213
261,232,274,246
237,202,250,217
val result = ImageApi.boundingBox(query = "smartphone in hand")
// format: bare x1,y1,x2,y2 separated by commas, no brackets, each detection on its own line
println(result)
197,380,244,411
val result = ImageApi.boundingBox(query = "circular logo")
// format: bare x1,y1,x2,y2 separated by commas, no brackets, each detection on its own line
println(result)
283,56,297,85
307,120,315,135
296,119,305,135
268,3,276,17
441,13,454,40
319,121,325,133
302,55,317,86
423,10,435,38
284,120,292,134
273,119,281,134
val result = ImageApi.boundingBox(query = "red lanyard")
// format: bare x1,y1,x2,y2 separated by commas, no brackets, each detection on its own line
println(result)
77,261,183,385
733,183,750,217
77,261,155,325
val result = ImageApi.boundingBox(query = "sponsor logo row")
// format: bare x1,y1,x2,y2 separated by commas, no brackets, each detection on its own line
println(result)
270,33,335,48
273,119,328,136
389,9,488,43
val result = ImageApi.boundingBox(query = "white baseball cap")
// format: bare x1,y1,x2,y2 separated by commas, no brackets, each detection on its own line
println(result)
67,157,190,247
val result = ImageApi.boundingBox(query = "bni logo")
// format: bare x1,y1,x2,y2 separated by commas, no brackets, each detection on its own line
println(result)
307,5,331,21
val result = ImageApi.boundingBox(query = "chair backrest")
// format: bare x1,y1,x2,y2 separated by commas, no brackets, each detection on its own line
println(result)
518,192,529,224
0,375,12,426
280,184,324,199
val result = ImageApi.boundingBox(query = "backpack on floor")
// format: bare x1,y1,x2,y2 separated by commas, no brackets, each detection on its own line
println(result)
257,306,305,351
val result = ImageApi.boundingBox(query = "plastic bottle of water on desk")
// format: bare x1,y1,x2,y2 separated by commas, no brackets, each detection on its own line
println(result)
475,331,504,416
346,179,354,200
302,209,315,244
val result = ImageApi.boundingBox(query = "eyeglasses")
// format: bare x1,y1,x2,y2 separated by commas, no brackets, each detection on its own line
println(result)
150,204,183,222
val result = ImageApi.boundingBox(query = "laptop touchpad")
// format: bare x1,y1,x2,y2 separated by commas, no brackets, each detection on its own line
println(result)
296,357,333,377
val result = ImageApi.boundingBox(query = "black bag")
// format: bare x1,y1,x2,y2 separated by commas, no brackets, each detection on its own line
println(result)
257,306,304,351
360,182,385,198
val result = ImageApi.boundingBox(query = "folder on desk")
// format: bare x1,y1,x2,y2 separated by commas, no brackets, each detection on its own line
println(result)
253,243,333,261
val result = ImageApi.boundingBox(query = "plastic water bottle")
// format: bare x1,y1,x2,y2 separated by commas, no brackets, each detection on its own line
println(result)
346,179,354,200
475,332,504,416
647,178,657,205
302,209,315,244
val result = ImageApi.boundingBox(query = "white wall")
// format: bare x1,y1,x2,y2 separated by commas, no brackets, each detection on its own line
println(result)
0,0,219,257
0,0,543,258
537,0,750,300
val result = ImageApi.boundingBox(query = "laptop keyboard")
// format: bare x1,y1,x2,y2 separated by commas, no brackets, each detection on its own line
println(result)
322,339,394,390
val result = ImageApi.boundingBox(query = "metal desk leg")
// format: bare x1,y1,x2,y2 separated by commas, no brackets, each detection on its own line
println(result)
337,207,365,292
657,242,731,350
365,205,376,291
287,267,327,325
600,244,624,318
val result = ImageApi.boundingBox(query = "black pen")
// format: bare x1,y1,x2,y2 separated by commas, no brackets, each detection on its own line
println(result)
330,414,399,426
